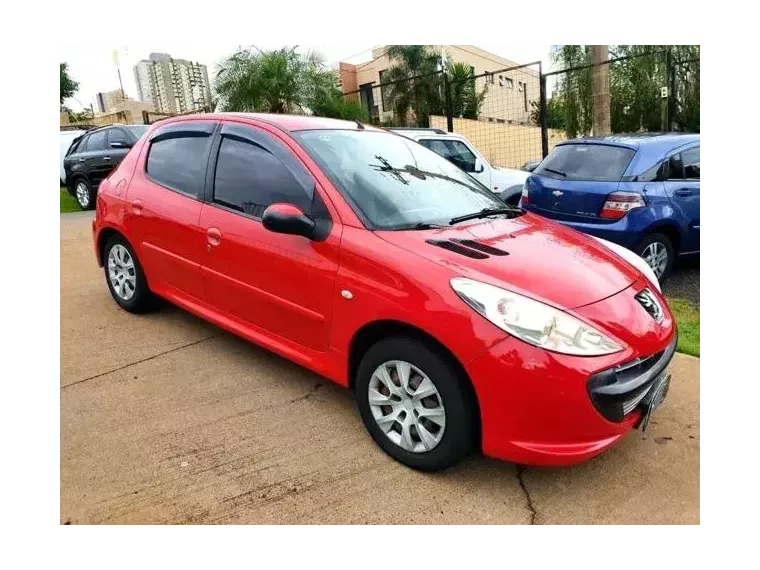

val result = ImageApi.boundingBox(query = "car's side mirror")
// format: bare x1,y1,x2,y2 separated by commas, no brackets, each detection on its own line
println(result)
110,140,131,149
473,158,485,173
262,203,316,240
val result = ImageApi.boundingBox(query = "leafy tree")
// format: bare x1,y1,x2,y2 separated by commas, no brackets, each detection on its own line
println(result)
381,45,445,127
551,45,699,136
214,46,366,121
447,62,487,120
530,96,566,130
60,63,79,107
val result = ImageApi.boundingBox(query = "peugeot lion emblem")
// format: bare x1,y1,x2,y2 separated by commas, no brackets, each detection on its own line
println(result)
552,190,564,197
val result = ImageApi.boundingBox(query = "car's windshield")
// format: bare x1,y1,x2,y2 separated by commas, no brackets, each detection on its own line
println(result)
126,125,149,139
294,130,507,230
535,143,635,182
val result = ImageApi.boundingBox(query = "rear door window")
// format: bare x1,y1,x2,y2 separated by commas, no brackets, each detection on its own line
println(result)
85,130,107,152
535,144,635,181
682,147,700,179
146,134,212,197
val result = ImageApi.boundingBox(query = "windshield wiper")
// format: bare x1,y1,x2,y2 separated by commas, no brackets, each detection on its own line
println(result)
412,222,448,230
542,167,567,177
449,207,516,225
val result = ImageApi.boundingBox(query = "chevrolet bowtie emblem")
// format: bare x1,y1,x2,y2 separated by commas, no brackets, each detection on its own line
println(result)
552,190,564,197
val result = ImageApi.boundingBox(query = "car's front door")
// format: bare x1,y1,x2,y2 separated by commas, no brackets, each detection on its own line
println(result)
126,121,216,301
199,121,341,351
664,145,700,253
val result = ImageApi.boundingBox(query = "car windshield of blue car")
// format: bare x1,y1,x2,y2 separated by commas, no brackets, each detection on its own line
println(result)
294,130,509,230
535,144,635,182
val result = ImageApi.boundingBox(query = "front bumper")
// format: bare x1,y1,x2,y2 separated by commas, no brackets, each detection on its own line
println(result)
464,281,676,466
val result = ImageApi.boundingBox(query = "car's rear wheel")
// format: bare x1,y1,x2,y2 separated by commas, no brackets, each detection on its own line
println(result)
103,235,153,313
355,337,475,471
74,178,94,210
636,232,674,281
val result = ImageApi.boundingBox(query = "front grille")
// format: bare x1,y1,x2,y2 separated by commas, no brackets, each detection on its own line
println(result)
587,334,677,422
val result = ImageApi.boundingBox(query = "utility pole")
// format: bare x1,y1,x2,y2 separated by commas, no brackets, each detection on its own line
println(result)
591,45,611,136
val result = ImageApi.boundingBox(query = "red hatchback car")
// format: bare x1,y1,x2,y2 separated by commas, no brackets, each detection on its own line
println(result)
93,114,676,471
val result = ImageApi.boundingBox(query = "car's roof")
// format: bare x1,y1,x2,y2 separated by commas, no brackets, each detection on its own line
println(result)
169,112,383,133
558,132,699,153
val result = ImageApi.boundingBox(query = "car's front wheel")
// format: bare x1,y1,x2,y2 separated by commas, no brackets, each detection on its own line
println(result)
103,235,153,313
355,337,475,471
636,232,674,281
74,178,95,210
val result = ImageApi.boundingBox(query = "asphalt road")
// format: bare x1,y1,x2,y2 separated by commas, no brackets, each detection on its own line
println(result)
60,213,700,524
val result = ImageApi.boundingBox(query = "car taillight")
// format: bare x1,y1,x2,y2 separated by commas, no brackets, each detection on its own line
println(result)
519,182,529,206
599,192,646,220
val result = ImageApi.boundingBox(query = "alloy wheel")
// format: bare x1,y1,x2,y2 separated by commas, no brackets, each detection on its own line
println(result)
76,182,90,208
642,242,668,279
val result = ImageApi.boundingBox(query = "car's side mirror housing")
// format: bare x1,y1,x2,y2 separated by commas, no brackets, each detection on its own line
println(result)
262,203,316,239
110,140,131,149
473,158,485,173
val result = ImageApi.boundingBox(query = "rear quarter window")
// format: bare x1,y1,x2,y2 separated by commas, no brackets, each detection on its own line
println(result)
535,144,635,182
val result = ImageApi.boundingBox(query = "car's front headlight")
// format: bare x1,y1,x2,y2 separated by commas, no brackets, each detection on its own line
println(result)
450,277,623,356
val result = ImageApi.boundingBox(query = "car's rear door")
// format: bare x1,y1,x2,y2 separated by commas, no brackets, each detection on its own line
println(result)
664,145,700,252
80,129,111,188
526,143,635,222
126,120,217,301
198,121,341,351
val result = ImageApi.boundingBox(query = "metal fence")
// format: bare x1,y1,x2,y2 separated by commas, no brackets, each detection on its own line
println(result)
341,50,699,168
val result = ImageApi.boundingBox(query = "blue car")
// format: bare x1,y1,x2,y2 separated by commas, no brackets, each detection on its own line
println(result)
521,133,699,280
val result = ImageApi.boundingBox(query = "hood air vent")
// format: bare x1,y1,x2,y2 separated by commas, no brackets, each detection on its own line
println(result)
451,239,510,256
425,239,488,259
425,239,510,259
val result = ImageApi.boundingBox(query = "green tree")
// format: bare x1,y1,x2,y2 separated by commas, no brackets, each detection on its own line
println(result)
447,62,487,119
530,96,566,130
381,45,445,127
552,45,699,136
214,46,366,121
60,63,79,107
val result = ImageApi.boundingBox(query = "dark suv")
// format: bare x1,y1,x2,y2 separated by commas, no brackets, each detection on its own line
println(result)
64,124,149,209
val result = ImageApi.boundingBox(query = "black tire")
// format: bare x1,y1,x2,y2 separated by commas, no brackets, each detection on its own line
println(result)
500,184,523,207
636,232,675,282
355,337,475,472
103,234,154,313
74,177,95,210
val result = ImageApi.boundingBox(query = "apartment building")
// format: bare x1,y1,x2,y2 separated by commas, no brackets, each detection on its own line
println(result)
95,89,155,123
133,53,212,114
338,45,539,125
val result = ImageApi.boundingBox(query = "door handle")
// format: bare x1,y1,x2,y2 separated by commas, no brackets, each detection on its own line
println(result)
103,156,111,161
78,158,86,163
206,227,222,248
131,200,143,215
674,188,693,197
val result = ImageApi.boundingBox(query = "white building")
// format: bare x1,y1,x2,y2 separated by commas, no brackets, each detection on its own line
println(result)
133,53,212,114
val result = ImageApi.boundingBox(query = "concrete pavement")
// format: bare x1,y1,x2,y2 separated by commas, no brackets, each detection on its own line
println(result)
60,213,699,524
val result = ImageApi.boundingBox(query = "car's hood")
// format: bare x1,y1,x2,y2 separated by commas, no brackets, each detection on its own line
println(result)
492,167,529,188
376,212,640,310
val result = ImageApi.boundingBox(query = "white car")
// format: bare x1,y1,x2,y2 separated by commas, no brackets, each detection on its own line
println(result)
389,128,529,205
60,129,88,185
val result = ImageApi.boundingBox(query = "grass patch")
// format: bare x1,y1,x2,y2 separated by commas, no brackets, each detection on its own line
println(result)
60,186,80,213
667,297,700,357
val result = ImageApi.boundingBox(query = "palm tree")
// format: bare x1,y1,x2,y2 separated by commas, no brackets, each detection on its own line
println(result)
214,47,328,114
447,62,487,120
381,45,445,127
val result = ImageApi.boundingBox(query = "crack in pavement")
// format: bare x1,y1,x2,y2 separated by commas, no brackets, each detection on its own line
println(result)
61,333,224,390
287,382,323,404
516,465,537,525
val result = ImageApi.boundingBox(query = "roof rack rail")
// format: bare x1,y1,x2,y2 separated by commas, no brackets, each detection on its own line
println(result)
389,127,448,135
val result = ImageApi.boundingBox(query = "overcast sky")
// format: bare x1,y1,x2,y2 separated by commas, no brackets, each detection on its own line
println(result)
61,44,553,111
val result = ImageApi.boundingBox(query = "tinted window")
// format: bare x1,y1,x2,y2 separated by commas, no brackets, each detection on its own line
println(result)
146,135,211,197
535,144,635,181
126,125,149,140
110,128,131,145
682,147,700,179
419,139,477,172
444,140,477,172
294,130,506,230
667,153,684,180
213,137,311,218
85,130,107,152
